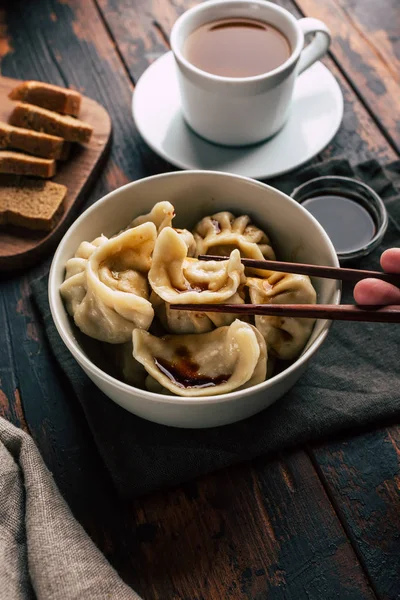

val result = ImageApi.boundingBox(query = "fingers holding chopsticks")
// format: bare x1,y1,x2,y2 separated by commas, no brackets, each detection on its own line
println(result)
354,248,400,305
354,279,400,305
182,250,400,322
380,248,400,273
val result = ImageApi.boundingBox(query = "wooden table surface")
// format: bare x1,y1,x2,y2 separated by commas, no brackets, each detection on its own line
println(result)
1,1,399,598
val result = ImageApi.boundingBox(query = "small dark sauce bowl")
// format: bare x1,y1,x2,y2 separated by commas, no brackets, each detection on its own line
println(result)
291,176,388,262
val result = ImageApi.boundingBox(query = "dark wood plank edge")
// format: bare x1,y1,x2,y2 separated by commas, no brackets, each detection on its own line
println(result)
293,0,400,154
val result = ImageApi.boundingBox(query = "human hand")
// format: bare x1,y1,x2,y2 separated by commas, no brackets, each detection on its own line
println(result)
353,248,400,305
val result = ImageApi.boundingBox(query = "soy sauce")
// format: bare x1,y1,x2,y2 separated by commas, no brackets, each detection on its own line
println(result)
301,194,376,254
154,346,230,389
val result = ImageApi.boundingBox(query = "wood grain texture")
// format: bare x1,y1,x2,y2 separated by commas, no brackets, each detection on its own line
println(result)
0,76,111,270
86,1,400,597
96,0,397,166
0,1,399,599
311,427,400,600
0,271,120,518
94,0,196,81
0,0,116,517
0,1,374,598
119,455,374,600
296,0,400,153
285,3,400,597
0,287,28,432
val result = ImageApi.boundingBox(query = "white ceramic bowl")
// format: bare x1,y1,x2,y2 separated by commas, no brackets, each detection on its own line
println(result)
49,171,340,428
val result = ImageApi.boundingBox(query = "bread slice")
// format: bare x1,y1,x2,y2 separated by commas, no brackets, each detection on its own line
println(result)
0,121,67,159
9,81,81,117
0,150,56,178
9,103,93,144
0,175,67,231
59,141,72,161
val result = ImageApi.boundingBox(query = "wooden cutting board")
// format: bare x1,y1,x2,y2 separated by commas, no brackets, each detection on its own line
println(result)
0,76,112,270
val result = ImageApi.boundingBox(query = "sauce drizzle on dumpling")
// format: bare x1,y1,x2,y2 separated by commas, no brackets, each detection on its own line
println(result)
154,344,231,389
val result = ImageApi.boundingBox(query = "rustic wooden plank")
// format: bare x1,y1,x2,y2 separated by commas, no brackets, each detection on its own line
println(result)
0,1,154,552
0,5,104,520
96,0,396,165
120,454,375,600
0,284,27,432
337,0,400,76
0,2,375,598
284,3,400,595
1,269,121,520
93,0,194,80
0,2,397,599
295,0,400,152
1,0,172,198
0,0,171,489
311,428,400,600
94,1,400,597
271,3,400,597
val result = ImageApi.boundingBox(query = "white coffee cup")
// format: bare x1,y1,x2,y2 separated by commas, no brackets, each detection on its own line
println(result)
170,0,331,146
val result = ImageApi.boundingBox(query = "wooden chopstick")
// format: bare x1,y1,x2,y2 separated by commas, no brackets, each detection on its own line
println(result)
169,303,400,323
198,255,400,286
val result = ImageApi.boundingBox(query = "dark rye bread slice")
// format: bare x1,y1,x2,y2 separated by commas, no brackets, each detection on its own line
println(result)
9,102,93,144
0,121,66,159
9,81,81,117
59,141,72,161
0,150,56,178
0,175,67,231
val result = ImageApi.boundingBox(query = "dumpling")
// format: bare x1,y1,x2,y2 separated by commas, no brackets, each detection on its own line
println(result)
193,212,276,263
150,289,246,334
149,227,245,302
130,200,175,231
132,319,267,397
150,291,214,334
247,272,317,360
60,222,156,343
61,235,108,315
148,227,246,333
130,200,196,256
174,228,196,257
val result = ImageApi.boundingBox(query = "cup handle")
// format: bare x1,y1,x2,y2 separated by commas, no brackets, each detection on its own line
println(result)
297,18,331,75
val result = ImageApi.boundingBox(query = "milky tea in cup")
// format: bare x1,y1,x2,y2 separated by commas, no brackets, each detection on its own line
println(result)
184,17,292,78
170,0,331,146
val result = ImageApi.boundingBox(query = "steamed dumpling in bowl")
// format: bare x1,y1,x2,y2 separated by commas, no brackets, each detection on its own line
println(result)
130,200,196,256
130,200,175,231
60,234,108,315
148,227,246,333
132,320,267,397
59,199,319,400
150,289,247,334
193,211,276,265
246,272,317,360
60,222,156,343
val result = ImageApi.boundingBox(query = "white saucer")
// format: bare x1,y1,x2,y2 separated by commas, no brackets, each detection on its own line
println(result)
133,52,343,180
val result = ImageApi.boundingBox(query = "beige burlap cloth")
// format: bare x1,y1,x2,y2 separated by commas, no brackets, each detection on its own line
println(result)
0,417,142,600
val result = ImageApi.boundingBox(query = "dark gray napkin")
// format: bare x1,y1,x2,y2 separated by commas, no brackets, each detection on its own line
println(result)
32,159,400,499
0,416,141,600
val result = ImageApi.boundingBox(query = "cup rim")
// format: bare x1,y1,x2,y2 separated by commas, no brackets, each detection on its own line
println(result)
49,170,341,406
170,0,304,85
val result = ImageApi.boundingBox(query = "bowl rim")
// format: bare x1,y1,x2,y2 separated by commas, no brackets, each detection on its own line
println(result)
49,170,341,405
